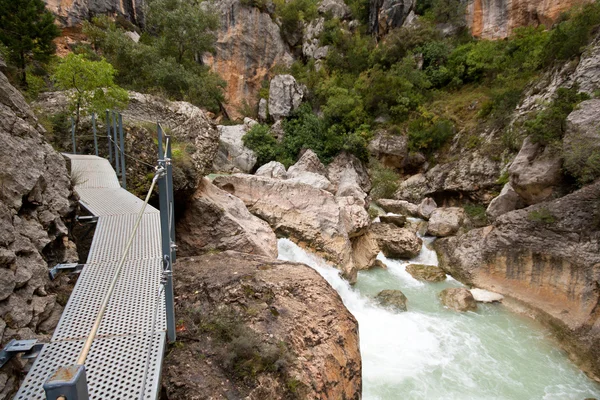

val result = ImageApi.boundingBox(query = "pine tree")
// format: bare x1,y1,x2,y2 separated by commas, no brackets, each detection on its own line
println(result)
0,0,60,86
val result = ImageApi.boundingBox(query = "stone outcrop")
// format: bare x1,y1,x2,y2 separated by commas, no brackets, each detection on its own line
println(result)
177,178,277,258
205,0,293,120
371,223,422,259
375,289,408,312
406,264,446,282
255,161,287,179
268,75,304,121
163,252,361,399
427,207,465,237
467,0,591,39
319,0,351,19
351,231,380,270
368,0,415,36
563,99,600,182
44,0,143,27
368,131,408,169
486,182,525,221
326,152,371,193
286,150,334,192
213,174,363,281
379,214,406,227
303,18,330,61
0,63,77,396
376,199,419,217
434,181,600,379
213,124,257,173
417,197,437,220
439,288,477,312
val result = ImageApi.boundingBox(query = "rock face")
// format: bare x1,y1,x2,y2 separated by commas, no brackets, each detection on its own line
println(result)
427,207,465,237
255,161,287,179
439,288,477,312
486,182,525,221
268,75,304,121
0,64,76,395
406,264,446,282
177,178,277,258
434,181,600,380
286,150,334,192
326,152,371,193
163,252,361,399
376,199,419,217
368,131,408,169
470,288,504,303
371,223,422,259
351,231,380,270
563,99,600,182
206,0,293,120
44,0,144,27
417,197,437,220
213,174,362,281
303,18,330,61
375,289,408,312
213,125,257,173
368,0,415,36
467,0,591,39
508,137,562,205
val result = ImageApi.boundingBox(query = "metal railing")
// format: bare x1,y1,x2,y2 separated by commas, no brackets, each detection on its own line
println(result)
43,118,177,400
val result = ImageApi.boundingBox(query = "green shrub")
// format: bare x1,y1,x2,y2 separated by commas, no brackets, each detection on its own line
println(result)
370,161,400,200
274,0,318,40
407,109,454,154
563,132,600,186
463,203,488,226
242,124,279,166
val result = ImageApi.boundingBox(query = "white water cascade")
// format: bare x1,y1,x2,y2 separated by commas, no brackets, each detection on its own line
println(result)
277,235,600,400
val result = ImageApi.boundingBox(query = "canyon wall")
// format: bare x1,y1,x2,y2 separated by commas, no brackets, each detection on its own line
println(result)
467,0,591,38
43,0,143,27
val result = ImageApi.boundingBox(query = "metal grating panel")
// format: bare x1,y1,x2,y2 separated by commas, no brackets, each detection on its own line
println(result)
87,214,162,264
52,259,166,342
66,154,121,189
70,171,121,189
77,188,159,216
14,333,165,400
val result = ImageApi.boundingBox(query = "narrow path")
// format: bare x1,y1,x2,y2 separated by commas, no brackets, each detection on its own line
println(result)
15,154,167,399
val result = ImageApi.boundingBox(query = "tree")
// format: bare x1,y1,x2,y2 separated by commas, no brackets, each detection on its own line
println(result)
53,54,129,129
0,0,59,86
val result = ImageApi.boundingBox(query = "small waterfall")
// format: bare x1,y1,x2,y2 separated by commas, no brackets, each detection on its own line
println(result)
277,238,600,400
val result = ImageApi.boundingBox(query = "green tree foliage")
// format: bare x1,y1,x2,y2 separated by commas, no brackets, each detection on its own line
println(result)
83,2,225,112
52,54,128,127
242,124,279,166
0,0,59,86
407,108,454,154
274,0,318,40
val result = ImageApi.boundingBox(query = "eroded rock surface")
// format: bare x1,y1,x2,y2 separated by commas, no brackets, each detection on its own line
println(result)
406,264,446,282
213,124,257,173
44,0,143,27
439,288,477,312
427,207,465,237
376,199,419,217
369,0,415,36
164,252,361,399
371,223,422,259
375,289,408,312
268,74,304,121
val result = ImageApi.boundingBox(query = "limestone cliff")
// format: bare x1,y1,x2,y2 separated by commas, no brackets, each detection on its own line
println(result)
43,0,143,27
467,0,591,39
0,61,77,397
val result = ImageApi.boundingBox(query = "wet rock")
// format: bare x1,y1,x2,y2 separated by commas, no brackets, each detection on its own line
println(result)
376,199,419,217
470,288,504,303
406,264,446,282
379,214,406,227
368,130,408,169
351,231,379,270
375,289,408,312
255,161,287,179
371,223,422,259
417,197,437,220
177,178,277,258
439,288,477,312
372,259,388,269
164,252,361,399
213,125,257,173
427,207,465,237
486,182,525,221
268,75,304,121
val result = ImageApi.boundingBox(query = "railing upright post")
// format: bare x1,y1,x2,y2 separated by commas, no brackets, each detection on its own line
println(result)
106,110,113,164
112,111,120,177
157,123,176,343
165,139,176,263
118,113,127,189
71,117,76,154
92,113,99,157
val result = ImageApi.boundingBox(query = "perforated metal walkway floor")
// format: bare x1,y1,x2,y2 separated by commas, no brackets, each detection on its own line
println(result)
15,155,166,399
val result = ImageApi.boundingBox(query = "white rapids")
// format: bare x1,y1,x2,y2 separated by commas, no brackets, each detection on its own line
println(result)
277,236,600,400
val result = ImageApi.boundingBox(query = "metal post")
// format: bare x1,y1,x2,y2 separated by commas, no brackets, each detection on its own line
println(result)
118,113,127,189
165,138,176,263
157,123,176,343
71,117,76,154
92,113,98,157
106,110,112,164
112,111,120,177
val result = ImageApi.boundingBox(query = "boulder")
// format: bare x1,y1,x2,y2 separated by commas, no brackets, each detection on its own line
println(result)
368,0,415,36
258,98,268,122
351,231,379,270
163,252,361,399
177,178,278,258
327,151,371,193
287,150,334,191
470,288,504,303
336,168,368,206
372,259,388,269
371,223,422,259
268,75,304,121
255,161,287,179
375,289,408,312
368,130,409,169
439,288,477,312
337,196,371,238
318,0,351,18
406,264,446,282
213,174,358,282
486,182,525,221
427,207,465,237
213,124,257,173
508,136,562,205
376,199,419,217
417,197,437,220
379,214,406,227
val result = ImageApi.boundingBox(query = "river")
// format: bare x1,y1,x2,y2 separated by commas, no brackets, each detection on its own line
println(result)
277,236,600,400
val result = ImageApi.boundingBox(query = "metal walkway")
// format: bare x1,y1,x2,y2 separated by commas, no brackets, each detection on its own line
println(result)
15,155,167,399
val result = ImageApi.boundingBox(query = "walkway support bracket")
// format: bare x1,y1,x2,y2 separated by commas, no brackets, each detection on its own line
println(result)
43,365,89,400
